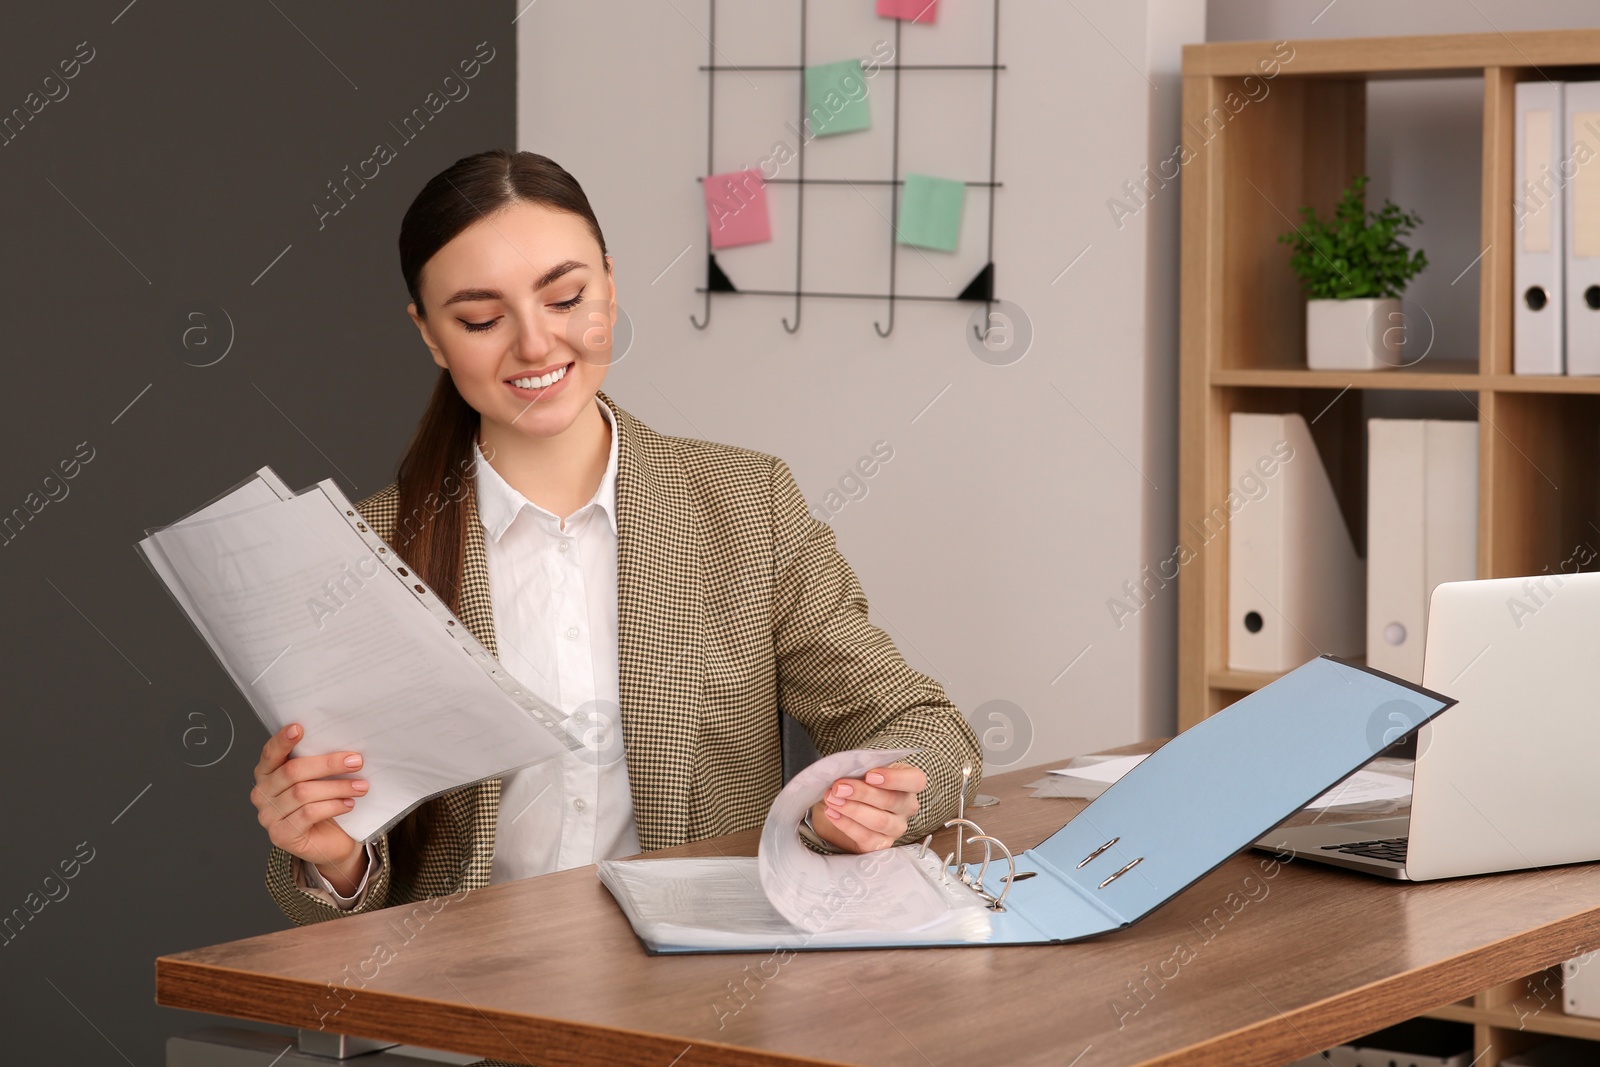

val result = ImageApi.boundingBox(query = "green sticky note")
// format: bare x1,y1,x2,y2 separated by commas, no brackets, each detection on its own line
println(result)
805,59,870,137
897,173,964,252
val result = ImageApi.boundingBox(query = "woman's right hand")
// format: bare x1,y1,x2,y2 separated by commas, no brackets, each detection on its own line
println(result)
253,723,370,895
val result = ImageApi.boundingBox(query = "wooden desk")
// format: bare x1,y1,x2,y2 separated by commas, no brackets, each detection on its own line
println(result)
156,751,1600,1067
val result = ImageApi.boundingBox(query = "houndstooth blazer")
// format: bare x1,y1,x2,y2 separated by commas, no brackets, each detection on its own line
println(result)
265,389,982,928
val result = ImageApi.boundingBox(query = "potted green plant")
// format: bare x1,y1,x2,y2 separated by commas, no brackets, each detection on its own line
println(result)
1279,175,1429,371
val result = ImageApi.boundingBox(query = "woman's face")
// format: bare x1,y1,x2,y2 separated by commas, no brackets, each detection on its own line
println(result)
408,199,616,441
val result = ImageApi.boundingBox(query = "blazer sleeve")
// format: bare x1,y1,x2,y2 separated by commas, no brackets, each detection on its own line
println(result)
265,835,396,926
767,456,983,848
296,842,381,907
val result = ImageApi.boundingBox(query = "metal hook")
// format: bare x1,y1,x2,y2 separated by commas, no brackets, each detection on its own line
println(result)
972,297,998,344
690,290,711,330
873,300,894,337
782,292,801,333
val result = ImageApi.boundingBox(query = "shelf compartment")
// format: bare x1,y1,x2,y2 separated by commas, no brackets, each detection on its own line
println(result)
1481,392,1600,579
1213,366,1481,391
1199,72,1485,376
1206,74,1366,372
1469,1005,1600,1042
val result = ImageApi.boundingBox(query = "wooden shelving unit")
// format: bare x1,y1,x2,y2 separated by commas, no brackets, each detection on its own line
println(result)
1178,28,1600,1066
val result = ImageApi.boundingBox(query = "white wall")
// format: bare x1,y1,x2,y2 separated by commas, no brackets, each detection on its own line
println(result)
519,0,1203,769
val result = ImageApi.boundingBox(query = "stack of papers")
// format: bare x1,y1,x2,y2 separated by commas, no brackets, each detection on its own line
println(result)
137,466,582,841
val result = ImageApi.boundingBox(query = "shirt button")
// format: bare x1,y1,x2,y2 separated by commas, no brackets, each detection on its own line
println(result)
573,798,587,812
558,540,570,553
565,626,579,640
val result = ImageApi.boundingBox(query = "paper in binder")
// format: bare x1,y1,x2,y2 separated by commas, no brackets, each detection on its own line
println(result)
598,656,1455,954
1366,420,1479,683
1227,413,1364,673
1566,81,1600,375
1516,80,1566,375
136,467,583,842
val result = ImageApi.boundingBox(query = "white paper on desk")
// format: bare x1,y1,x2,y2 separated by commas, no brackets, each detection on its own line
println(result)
1048,753,1149,783
1029,776,1109,799
1046,755,1410,810
139,477,578,842
598,747,992,950
1302,769,1412,810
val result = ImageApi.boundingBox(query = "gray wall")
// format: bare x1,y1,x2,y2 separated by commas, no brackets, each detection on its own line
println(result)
0,4,517,1062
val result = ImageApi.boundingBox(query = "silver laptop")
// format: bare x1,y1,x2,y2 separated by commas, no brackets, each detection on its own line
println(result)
1255,572,1600,880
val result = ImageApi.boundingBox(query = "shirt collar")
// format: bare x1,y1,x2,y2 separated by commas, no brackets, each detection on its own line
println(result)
472,396,620,543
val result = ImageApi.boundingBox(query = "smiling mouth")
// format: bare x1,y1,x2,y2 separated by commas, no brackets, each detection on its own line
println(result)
505,362,573,391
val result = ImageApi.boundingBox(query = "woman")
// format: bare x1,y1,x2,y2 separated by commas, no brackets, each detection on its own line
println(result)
250,149,982,927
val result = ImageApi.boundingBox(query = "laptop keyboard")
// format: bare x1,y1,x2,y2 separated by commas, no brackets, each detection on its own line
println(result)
1323,836,1408,864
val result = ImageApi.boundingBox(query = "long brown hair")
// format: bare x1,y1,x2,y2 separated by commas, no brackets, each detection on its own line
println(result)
388,149,609,875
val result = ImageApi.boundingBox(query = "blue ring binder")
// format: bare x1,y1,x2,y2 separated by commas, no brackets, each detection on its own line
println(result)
599,654,1458,954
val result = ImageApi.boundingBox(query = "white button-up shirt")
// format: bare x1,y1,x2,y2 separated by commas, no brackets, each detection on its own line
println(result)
298,397,639,906
476,398,639,880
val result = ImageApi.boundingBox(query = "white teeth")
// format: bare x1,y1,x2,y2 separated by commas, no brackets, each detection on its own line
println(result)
510,364,568,390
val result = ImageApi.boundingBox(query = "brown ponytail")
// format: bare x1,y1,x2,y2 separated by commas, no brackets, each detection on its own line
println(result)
392,370,477,616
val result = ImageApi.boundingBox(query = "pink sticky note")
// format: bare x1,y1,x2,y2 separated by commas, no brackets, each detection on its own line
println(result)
877,0,937,23
703,169,771,249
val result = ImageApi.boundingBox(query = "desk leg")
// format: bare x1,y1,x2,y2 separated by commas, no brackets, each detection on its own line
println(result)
167,1026,479,1065
298,1029,399,1058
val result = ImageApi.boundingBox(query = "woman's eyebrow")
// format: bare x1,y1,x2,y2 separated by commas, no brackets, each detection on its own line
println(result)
440,259,589,307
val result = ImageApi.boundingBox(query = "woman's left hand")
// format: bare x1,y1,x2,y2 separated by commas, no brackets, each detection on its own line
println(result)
807,762,927,853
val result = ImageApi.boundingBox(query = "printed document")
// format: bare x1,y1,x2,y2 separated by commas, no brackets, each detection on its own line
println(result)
138,470,579,841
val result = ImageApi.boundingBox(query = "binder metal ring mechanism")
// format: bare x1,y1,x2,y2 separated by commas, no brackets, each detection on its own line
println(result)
923,764,1021,912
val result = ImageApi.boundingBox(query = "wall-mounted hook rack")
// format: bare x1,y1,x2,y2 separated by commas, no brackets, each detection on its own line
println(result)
693,0,1004,337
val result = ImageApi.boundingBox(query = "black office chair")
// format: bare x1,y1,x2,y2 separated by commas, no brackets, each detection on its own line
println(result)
779,709,823,785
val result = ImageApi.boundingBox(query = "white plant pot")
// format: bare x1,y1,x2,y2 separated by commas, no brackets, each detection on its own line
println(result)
1306,297,1402,371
